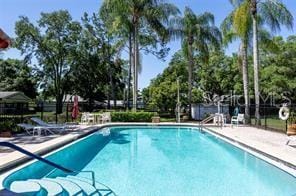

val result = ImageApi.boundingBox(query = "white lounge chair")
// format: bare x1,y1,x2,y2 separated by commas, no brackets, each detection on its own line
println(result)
17,123,57,136
286,136,296,145
231,113,245,127
30,117,77,130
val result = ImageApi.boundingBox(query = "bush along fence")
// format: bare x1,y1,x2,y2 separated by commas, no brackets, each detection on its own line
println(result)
111,112,155,122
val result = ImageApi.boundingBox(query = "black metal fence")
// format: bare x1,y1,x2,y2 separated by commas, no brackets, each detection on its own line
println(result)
0,102,36,124
236,104,296,133
0,101,294,133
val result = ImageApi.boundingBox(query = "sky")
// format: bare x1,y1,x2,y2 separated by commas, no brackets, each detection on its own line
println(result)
1,0,295,89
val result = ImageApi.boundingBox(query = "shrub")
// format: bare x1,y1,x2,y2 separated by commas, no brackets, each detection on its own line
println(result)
111,112,155,122
0,121,17,132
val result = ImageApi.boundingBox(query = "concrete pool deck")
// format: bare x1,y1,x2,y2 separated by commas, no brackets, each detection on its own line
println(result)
209,125,296,169
0,123,295,174
0,125,98,172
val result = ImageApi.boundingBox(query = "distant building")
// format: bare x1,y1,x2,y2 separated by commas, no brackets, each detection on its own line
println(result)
0,91,32,114
63,95,86,103
0,91,31,103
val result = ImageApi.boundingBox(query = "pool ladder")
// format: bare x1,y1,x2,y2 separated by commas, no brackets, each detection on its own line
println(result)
200,114,224,128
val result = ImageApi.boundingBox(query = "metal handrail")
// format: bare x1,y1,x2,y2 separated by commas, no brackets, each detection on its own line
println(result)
200,114,215,126
0,142,96,187
200,114,224,128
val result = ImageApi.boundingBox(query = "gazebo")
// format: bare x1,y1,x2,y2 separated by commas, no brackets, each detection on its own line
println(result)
0,28,10,49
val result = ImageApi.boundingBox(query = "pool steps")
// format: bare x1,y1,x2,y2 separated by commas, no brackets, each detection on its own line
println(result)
9,174,115,195
0,142,116,195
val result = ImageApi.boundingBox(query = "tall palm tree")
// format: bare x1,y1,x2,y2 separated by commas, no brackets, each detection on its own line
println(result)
171,7,221,119
102,0,179,111
250,0,293,125
232,0,293,125
222,1,252,123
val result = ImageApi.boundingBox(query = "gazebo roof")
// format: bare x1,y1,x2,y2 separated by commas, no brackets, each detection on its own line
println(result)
0,91,31,102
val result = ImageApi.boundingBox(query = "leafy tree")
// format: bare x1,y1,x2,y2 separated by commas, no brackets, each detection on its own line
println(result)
0,58,37,98
81,13,126,109
170,7,221,118
143,50,240,113
261,36,296,102
14,10,82,114
101,0,179,111
198,51,240,97
143,51,188,112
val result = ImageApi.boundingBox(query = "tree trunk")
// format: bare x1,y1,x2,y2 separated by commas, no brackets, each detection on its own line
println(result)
188,40,194,119
107,38,116,109
251,1,261,125
107,90,110,109
88,98,93,112
109,67,116,109
127,34,132,110
241,41,250,124
132,24,139,112
56,94,63,123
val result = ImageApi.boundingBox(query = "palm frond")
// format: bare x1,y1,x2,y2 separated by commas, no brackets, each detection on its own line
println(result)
259,0,294,32
228,0,245,7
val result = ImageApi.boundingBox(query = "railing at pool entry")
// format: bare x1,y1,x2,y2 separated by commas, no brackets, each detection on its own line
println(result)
0,142,96,187
200,113,224,128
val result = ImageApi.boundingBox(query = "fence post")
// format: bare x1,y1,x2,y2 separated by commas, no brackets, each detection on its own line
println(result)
198,104,201,120
20,103,24,123
66,103,69,122
41,102,44,120
264,105,267,129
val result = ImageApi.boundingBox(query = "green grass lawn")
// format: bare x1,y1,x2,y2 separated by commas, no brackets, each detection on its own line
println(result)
251,117,286,132
160,117,176,122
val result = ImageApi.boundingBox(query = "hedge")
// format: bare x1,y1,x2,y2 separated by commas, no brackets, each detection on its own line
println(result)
111,112,155,122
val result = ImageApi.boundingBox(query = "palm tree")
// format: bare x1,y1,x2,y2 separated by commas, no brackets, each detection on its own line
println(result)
102,0,179,111
251,0,293,125
232,0,293,125
222,1,252,123
171,7,221,119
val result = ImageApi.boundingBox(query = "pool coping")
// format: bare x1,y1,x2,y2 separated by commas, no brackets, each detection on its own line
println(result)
0,122,295,178
204,126,296,170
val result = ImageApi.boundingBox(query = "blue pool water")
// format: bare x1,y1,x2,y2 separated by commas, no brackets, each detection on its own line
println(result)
3,126,296,195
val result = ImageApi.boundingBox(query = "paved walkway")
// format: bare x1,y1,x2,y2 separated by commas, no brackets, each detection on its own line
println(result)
209,125,296,168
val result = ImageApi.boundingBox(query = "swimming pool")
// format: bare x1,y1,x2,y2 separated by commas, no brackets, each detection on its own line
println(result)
1,126,296,195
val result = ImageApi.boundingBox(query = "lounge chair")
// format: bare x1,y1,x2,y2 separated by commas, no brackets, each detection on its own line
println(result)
30,117,77,130
17,123,57,136
231,113,245,127
286,136,296,145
